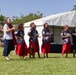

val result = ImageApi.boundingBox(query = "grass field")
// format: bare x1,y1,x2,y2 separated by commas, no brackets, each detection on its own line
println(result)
0,47,76,75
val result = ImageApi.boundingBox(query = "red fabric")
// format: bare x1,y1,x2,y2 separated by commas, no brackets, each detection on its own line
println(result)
62,44,71,54
35,44,40,52
16,44,28,56
29,42,36,55
41,43,50,53
7,23,17,45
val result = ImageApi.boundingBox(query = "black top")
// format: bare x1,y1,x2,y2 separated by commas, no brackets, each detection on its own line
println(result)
16,29,24,37
61,30,71,44
70,27,76,44
28,28,39,45
42,28,52,43
15,29,25,44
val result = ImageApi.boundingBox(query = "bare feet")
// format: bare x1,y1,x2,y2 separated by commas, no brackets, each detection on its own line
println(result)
61,55,63,58
20,56,24,59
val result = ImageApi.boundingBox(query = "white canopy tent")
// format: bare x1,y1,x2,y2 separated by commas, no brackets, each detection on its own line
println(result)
24,10,76,27
24,11,76,52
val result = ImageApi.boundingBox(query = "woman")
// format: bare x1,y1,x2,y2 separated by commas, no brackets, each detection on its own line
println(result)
61,25,71,58
41,23,52,58
70,23,76,58
34,25,40,58
3,17,16,60
28,22,40,58
15,24,28,58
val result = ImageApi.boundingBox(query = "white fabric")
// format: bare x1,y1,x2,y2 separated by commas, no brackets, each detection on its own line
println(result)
24,11,76,48
24,11,76,27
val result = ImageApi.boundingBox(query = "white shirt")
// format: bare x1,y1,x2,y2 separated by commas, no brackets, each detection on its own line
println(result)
3,24,13,40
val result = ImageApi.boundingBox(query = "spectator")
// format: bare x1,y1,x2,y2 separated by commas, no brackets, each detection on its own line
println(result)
3,17,16,60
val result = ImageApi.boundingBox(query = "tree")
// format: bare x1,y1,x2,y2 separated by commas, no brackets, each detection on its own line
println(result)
72,5,76,11
12,12,43,25
0,15,5,26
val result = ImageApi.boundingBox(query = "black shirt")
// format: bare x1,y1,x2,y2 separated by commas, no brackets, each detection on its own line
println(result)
28,28,39,44
70,27,76,44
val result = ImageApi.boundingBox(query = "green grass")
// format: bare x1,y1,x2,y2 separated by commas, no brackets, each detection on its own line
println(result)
0,47,76,75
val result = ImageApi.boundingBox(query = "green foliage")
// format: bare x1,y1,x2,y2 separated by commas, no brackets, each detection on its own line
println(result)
0,48,76,75
0,15,5,26
72,5,76,11
12,12,43,25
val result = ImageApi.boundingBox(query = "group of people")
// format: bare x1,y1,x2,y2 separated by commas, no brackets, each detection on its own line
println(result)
2,17,76,60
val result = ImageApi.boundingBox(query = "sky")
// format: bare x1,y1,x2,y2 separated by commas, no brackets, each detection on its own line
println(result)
0,0,76,18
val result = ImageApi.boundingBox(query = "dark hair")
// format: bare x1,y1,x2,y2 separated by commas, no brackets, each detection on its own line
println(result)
18,24,23,29
43,23,48,28
30,22,35,27
63,25,68,29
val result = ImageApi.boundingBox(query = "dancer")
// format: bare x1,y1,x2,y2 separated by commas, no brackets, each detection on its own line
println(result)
41,23,52,58
15,24,28,58
61,25,71,58
28,22,40,58
70,23,76,58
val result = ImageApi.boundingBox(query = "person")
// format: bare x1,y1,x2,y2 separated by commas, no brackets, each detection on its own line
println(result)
3,17,16,60
41,23,52,58
28,22,40,58
61,25,71,58
0,26,4,47
34,25,40,58
70,23,76,58
15,24,28,58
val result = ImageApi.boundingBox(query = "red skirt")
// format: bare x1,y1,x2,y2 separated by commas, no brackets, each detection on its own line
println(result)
35,44,39,52
41,43,50,54
62,44,71,54
29,42,36,55
16,44,28,57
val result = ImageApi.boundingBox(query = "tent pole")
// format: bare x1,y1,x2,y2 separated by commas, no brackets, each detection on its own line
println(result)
52,25,54,42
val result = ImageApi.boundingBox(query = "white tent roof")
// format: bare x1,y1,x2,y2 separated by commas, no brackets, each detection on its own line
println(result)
24,11,76,27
